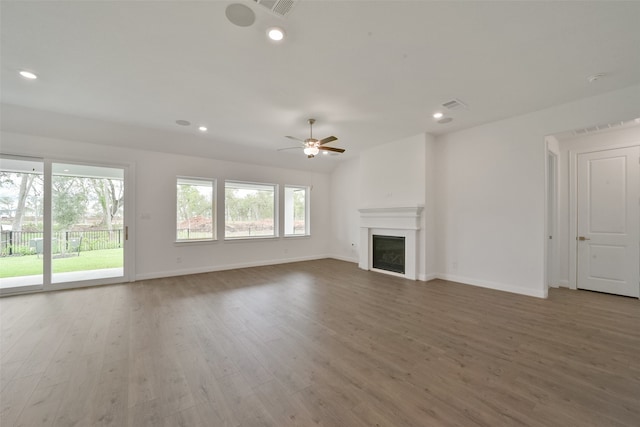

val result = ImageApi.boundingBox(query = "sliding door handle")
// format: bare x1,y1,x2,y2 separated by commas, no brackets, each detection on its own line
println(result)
577,236,590,241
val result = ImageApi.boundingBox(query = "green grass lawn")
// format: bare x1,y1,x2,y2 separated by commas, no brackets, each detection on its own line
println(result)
0,248,123,278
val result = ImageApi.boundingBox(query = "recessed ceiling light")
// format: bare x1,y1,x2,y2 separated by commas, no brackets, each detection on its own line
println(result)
267,27,285,41
198,126,207,132
433,112,444,119
19,70,37,80
63,169,69,172
175,120,191,126
322,151,329,155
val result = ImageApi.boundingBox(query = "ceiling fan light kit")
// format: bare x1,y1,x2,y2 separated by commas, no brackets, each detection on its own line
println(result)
304,146,319,156
282,118,346,159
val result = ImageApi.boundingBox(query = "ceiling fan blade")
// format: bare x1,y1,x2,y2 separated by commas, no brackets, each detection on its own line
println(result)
319,136,338,145
277,147,302,151
285,135,305,144
319,146,345,153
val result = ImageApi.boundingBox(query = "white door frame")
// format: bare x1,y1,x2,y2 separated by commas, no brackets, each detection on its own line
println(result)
568,142,639,291
546,149,559,289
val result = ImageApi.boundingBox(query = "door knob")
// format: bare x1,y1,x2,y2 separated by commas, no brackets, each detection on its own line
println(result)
577,236,591,241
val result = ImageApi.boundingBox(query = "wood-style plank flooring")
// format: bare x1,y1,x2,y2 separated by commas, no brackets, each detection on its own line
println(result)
1,259,639,426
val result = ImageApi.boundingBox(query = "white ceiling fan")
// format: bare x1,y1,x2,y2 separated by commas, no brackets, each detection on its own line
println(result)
279,119,345,158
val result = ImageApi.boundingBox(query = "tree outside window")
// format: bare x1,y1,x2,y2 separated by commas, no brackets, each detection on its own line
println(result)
176,178,215,241
225,181,276,239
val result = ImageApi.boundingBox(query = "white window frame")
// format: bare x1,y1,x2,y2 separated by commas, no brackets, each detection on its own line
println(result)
176,176,216,242
224,179,279,241
284,185,310,237
224,180,278,240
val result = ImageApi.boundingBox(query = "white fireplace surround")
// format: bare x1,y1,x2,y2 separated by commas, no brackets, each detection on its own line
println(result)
358,206,423,280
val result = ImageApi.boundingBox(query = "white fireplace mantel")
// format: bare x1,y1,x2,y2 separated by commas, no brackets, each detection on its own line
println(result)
358,205,424,280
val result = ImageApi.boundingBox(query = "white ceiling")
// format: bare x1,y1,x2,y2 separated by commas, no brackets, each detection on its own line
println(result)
2,1,640,172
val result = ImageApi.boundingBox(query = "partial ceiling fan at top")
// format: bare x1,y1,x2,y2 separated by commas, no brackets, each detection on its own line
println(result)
278,119,345,158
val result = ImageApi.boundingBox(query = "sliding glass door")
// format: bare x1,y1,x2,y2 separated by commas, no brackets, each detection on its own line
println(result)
0,157,44,292
51,163,125,284
0,156,129,294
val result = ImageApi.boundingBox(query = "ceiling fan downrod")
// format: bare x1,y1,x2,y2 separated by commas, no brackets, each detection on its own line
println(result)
308,118,315,141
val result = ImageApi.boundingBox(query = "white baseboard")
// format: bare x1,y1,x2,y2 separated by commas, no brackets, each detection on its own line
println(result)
136,260,546,299
419,273,438,282
135,255,330,281
329,254,359,264
437,273,547,299
557,279,569,288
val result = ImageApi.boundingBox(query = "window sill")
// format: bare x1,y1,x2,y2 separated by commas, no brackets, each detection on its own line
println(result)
284,234,311,239
174,239,217,245
224,236,279,242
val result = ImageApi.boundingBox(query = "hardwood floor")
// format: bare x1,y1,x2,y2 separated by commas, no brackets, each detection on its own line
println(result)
1,259,639,426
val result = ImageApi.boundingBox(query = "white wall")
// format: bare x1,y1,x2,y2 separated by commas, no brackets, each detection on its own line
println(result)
424,133,437,278
554,124,640,286
329,157,361,262
359,134,426,207
434,84,640,298
1,131,332,280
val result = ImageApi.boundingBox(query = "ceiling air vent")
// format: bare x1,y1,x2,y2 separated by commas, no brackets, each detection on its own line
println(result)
441,98,468,110
253,0,297,17
572,120,635,136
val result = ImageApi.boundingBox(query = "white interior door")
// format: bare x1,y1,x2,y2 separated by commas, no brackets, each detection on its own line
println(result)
577,146,640,297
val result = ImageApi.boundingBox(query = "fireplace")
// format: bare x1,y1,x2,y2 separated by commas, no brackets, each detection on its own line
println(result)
372,235,405,274
358,206,423,280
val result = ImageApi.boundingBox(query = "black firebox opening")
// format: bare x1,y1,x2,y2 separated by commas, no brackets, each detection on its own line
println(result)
372,235,405,274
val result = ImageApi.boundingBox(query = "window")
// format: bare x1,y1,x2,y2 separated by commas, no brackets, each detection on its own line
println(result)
176,177,215,241
284,186,309,236
225,181,277,239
